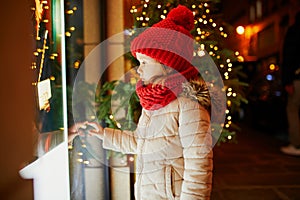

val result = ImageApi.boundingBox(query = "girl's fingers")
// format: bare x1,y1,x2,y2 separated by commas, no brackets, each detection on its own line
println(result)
87,122,100,132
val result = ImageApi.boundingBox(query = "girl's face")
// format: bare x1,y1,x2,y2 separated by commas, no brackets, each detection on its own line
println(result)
136,52,166,83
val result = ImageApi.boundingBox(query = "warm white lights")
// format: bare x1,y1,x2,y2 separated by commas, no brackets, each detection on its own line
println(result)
236,25,245,35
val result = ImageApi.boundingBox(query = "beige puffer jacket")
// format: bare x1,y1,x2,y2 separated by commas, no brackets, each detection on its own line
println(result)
103,80,213,200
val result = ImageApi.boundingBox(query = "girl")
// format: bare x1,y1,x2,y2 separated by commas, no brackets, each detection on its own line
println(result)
73,5,213,199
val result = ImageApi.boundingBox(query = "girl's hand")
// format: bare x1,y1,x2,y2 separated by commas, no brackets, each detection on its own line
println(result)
68,121,104,142
68,121,88,133
86,121,104,140
68,121,88,143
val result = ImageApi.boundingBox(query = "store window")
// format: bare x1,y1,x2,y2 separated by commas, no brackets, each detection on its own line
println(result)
31,0,67,156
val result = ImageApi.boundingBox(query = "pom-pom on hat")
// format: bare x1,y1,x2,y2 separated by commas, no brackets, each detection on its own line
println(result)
131,5,199,80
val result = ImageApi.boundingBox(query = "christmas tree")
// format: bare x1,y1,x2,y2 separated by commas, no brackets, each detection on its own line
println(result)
125,0,248,143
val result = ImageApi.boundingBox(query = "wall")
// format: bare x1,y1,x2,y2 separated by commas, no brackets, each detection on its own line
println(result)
0,0,34,200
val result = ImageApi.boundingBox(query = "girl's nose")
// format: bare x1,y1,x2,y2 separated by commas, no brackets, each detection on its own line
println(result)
137,65,142,74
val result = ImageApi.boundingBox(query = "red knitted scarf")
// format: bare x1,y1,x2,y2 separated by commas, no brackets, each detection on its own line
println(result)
136,73,186,110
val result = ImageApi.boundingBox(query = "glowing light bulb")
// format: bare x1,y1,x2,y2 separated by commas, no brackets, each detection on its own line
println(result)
198,50,205,57
236,26,245,35
129,156,134,162
66,10,73,14
84,160,90,165
116,123,122,129
227,100,232,106
269,64,275,71
237,55,244,62
65,32,71,37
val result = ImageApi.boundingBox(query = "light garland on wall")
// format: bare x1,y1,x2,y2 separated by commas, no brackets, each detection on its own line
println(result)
31,0,58,86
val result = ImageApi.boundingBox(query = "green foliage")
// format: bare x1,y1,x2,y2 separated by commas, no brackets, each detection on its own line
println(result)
95,80,141,131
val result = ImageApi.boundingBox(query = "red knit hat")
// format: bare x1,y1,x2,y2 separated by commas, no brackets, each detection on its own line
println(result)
131,5,198,80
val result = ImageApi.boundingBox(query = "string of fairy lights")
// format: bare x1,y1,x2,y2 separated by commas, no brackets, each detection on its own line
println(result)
31,0,57,86
130,1,245,140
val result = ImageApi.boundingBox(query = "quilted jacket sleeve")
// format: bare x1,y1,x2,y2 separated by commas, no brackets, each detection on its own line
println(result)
102,128,137,154
178,98,213,200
